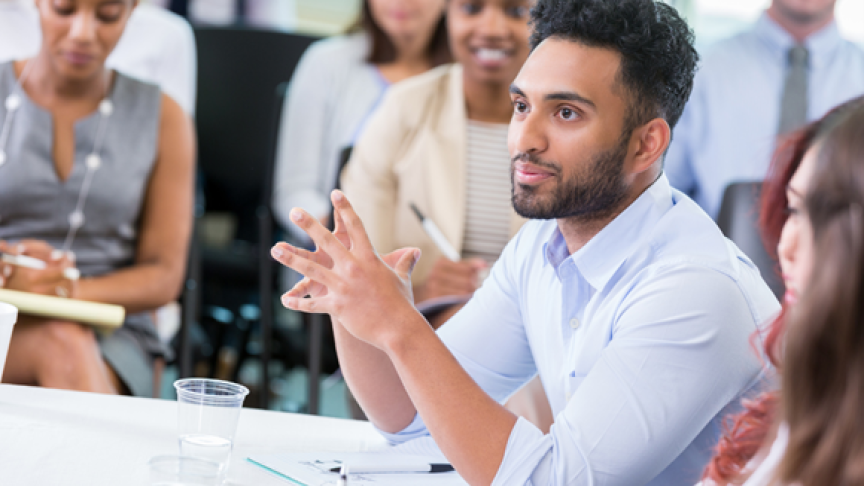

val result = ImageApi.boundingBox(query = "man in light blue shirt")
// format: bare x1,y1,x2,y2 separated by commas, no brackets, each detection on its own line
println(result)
666,0,864,219
271,0,779,484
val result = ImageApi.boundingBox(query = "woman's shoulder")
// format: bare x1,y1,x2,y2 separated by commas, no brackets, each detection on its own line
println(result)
385,63,461,106
110,70,163,114
302,32,370,68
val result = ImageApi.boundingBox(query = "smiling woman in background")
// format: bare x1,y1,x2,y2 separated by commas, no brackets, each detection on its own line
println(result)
272,0,450,243
342,0,531,321
0,0,194,397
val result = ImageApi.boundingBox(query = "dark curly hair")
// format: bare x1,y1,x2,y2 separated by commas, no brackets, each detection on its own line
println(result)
530,0,698,134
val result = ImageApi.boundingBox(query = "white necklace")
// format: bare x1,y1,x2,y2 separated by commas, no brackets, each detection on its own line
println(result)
0,61,114,254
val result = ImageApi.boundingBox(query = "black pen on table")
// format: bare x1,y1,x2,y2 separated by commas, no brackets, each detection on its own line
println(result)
329,462,455,474
337,464,348,486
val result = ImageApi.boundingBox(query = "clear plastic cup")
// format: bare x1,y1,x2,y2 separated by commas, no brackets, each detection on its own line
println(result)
0,302,18,381
148,454,222,486
174,378,249,473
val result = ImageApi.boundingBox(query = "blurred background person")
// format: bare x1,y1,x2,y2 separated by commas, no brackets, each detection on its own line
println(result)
273,0,450,246
700,95,864,485
341,0,530,323
665,0,864,220
0,0,195,397
0,0,197,114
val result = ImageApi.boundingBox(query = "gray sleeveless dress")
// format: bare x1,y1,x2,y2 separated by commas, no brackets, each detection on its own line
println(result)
0,61,166,397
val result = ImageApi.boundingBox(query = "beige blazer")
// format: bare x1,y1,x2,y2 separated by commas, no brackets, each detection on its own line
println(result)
342,64,525,285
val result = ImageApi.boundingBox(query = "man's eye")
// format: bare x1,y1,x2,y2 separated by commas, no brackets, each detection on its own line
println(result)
513,101,528,113
559,108,577,120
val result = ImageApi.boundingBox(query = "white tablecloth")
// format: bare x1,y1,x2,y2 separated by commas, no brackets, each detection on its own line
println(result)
0,384,389,485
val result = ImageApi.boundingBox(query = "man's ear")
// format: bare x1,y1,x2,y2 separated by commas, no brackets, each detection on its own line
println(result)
628,118,670,175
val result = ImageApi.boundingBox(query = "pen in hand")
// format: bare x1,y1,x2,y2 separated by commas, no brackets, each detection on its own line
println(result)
409,203,460,262
1,252,81,281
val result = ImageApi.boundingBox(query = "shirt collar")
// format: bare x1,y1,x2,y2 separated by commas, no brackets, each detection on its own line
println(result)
754,12,844,71
542,174,674,291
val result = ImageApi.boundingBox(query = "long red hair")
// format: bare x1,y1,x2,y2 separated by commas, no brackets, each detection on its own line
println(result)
702,113,838,483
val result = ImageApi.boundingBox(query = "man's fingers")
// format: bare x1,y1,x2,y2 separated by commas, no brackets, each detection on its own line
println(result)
289,208,351,261
332,206,351,250
394,248,421,280
281,295,329,314
287,277,314,298
271,244,336,287
331,190,375,255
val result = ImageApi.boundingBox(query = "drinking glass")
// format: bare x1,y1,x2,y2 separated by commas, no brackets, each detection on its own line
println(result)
174,378,249,473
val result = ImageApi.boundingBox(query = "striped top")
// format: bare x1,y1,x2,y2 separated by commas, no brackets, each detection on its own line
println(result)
462,120,512,263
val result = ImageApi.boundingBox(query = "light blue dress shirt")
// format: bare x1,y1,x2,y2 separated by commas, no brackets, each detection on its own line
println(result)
666,14,864,218
378,175,780,485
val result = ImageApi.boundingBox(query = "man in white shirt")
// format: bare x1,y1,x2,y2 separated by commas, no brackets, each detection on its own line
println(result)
271,0,779,484
0,0,197,114
666,0,864,219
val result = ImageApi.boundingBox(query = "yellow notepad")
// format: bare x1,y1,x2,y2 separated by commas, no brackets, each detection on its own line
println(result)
0,289,124,333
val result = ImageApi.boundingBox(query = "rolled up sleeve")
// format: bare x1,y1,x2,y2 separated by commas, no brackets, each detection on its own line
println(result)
490,265,770,485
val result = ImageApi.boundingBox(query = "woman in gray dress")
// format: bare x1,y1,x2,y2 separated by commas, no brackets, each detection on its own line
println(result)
0,0,194,396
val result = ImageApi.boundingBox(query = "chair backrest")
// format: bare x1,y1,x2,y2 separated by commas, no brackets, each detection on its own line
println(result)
333,145,353,191
716,182,784,299
194,27,318,240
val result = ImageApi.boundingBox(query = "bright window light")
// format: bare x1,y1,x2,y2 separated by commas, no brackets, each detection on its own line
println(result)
680,0,864,49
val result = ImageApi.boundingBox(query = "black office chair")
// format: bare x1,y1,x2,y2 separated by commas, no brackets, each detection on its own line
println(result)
188,27,318,408
716,182,784,299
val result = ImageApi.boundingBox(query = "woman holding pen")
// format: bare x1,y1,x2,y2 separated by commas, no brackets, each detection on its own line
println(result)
0,0,194,396
341,0,531,326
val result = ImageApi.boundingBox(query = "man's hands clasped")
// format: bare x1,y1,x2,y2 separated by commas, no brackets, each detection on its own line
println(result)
271,190,424,349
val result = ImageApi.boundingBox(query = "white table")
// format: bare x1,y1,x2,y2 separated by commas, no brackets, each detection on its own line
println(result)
0,384,389,485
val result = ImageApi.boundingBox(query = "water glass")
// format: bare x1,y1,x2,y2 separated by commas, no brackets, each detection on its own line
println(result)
148,455,222,486
0,302,18,381
174,378,249,472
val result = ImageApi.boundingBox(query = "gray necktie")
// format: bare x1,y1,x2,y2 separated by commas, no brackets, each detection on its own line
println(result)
778,45,809,135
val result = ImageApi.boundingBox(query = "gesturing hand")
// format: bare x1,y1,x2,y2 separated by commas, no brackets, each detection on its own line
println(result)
271,191,424,349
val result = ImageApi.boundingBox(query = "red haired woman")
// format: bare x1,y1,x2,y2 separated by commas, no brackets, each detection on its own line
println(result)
703,95,864,485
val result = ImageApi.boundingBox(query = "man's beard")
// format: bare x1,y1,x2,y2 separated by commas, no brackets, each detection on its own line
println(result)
511,135,630,221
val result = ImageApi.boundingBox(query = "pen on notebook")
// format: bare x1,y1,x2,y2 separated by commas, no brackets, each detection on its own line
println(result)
1,252,81,281
409,203,460,262
337,465,348,486
329,462,454,474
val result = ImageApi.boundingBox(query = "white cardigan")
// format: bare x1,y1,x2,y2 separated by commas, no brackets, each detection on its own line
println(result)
272,32,388,242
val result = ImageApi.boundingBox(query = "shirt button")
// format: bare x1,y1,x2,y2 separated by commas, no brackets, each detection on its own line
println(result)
569,318,580,329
